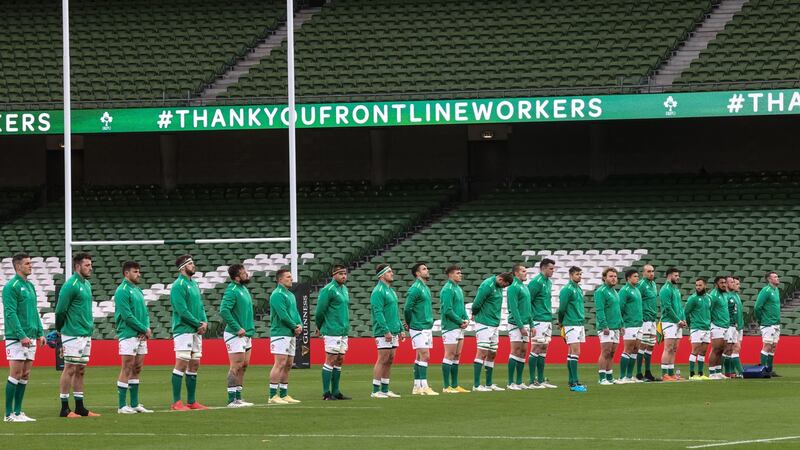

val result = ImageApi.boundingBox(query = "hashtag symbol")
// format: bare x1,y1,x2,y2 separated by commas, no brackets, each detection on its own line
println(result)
157,110,173,128
727,94,745,113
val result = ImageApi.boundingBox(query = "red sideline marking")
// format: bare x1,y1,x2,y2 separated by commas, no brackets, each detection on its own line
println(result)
2,336,798,367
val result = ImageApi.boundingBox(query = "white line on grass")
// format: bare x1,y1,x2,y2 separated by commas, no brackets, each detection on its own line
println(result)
686,436,800,448
0,432,723,443
94,404,379,412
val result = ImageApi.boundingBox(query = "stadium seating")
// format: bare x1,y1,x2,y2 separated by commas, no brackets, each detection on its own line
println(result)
675,0,800,89
0,0,288,105
218,0,714,100
0,188,39,223
0,181,457,338
342,172,800,336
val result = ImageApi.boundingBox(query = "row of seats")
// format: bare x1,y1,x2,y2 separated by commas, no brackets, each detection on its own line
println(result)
339,172,800,337
675,0,800,89
0,181,457,338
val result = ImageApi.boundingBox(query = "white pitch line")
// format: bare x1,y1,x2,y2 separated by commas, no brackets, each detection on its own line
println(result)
0,432,723,443
686,436,800,448
92,404,378,412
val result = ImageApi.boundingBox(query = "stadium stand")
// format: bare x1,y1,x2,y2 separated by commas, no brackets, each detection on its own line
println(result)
0,181,457,338
674,0,800,89
0,188,39,223
219,0,714,100
340,172,800,337
0,0,290,106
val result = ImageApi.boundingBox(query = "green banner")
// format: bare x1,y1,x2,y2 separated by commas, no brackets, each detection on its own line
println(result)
1,89,800,135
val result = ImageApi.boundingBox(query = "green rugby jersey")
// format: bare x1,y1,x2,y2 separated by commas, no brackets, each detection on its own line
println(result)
114,279,150,339
637,278,659,322
724,291,743,330
754,285,780,326
471,276,503,327
506,276,532,328
594,284,623,330
658,281,685,323
709,288,730,328
528,273,553,321
170,274,207,336
557,280,584,326
618,282,643,328
684,292,711,330
314,279,350,336
55,273,94,337
270,283,302,337
731,292,744,330
220,281,255,337
370,280,402,337
439,280,467,332
403,278,434,330
2,274,43,340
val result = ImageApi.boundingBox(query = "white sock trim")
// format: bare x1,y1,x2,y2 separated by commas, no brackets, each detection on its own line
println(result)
128,379,140,384
698,356,705,362
484,361,495,368
7,377,18,384
442,359,454,365
185,372,197,376
372,379,381,386
117,381,129,388
17,379,27,385
322,364,333,371
172,369,184,377
380,378,390,384
417,361,429,367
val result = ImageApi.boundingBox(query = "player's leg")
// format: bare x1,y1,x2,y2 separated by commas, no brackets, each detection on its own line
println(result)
6,360,24,420
238,346,252,403
227,351,245,406
381,347,399,397
697,342,708,377
280,355,300,403
484,328,501,390
608,341,619,382
171,333,192,410
567,339,584,391
598,340,611,384
185,335,206,408
507,329,525,389
372,348,389,397
708,333,724,379
270,354,287,403
732,333,743,376
331,352,349,399
322,350,337,399
117,354,135,412
441,333,456,391
723,338,734,377
130,353,150,412
14,359,33,420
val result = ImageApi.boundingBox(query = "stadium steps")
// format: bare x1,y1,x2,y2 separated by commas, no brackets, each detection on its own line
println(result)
195,6,322,102
649,0,747,90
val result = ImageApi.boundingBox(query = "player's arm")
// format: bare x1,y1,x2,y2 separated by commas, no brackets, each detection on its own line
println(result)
272,292,299,328
471,284,488,315
595,289,608,330
313,288,329,331
116,288,148,335
403,287,417,326
528,278,541,306
54,281,73,332
3,285,26,340
659,287,674,320
618,288,628,320
219,288,242,332
170,283,202,328
684,295,695,328
370,290,389,336
753,288,767,323
557,288,569,325
506,284,520,324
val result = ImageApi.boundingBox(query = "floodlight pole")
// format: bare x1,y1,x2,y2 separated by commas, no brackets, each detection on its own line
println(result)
63,0,73,278
287,0,299,280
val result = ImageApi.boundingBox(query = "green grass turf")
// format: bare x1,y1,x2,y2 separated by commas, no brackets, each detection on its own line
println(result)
1,364,798,449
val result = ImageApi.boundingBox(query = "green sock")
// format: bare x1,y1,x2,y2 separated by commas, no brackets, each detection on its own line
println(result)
528,353,537,383
419,363,428,382
451,363,459,387
227,387,237,403
185,372,197,404
620,355,629,378
569,358,579,384
117,382,128,409
270,384,278,397
626,356,635,378
279,384,288,397
722,356,730,374
767,355,774,373
129,380,140,406
413,364,420,383
635,352,644,376
371,381,379,394
380,380,389,394
507,359,516,385
536,355,546,383
567,359,575,384
698,358,705,375
5,378,17,417
485,363,494,386
171,371,183,403
689,359,696,375
668,367,675,376
13,381,26,415
322,365,333,394
515,358,524,385
606,371,613,381
644,351,652,373
598,371,605,382
473,361,483,387
236,386,242,400
760,352,768,367
331,367,342,395
733,356,743,374
442,362,452,388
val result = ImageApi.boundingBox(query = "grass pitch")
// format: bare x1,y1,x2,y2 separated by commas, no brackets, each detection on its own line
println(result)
2,364,798,449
